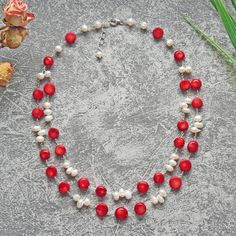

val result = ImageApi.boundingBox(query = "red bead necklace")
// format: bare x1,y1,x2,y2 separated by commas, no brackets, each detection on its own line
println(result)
31,18,204,221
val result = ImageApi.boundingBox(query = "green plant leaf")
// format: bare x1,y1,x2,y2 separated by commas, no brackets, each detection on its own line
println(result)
210,0,236,50
183,16,236,66
231,0,236,11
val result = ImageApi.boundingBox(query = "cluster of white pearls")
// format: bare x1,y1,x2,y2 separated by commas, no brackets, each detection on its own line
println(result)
63,161,78,177
179,66,192,74
32,125,46,143
179,97,192,114
37,70,51,81
43,102,53,122
190,115,203,134
166,154,179,172
73,194,91,208
113,188,132,201
151,189,167,205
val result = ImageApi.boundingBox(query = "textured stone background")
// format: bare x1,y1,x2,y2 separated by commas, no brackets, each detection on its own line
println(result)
0,0,236,235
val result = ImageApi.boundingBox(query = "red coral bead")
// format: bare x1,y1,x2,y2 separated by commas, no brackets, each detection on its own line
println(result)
174,50,185,62
48,128,59,139
43,56,54,68
96,203,108,217
177,120,189,132
55,145,66,156
153,172,165,184
33,88,44,101
65,32,76,44
191,78,202,90
44,82,56,96
39,149,50,160
179,159,192,172
169,176,182,190
174,137,185,149
115,207,128,220
32,107,44,119
187,140,199,153
95,185,107,197
134,202,147,215
137,181,149,193
179,80,191,91
191,97,203,109
46,166,57,178
152,27,164,39
58,181,70,193
77,178,90,190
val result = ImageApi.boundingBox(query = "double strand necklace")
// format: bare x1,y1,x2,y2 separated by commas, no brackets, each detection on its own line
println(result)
31,18,204,221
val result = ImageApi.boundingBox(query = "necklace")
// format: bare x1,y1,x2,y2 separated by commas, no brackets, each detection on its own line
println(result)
31,18,204,221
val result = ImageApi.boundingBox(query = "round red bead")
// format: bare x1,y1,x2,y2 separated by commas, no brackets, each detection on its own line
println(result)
32,107,44,119
169,176,182,190
48,128,59,139
55,145,66,156
153,172,165,184
77,178,90,190
65,32,76,44
33,88,44,101
191,78,202,90
152,27,164,39
58,181,70,193
44,82,56,96
174,137,185,149
137,181,149,193
179,80,191,91
43,56,54,68
115,207,128,220
39,149,50,160
179,159,192,172
95,185,107,197
134,202,147,216
174,50,185,62
46,166,57,178
187,140,199,153
177,120,189,132
191,97,203,109
96,203,108,217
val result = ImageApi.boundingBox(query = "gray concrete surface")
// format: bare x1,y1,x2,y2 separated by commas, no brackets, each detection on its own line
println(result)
0,0,236,235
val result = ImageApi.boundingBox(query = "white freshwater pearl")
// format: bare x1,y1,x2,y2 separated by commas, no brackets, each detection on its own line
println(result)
44,70,51,78
77,199,84,208
44,109,52,116
166,165,174,172
37,72,44,80
151,196,158,205
71,169,78,177
83,198,91,207
96,51,103,59
169,159,177,167
170,153,179,160
55,45,62,53
94,21,102,29
66,167,73,175
182,107,191,114
166,39,174,47
73,194,80,202
157,194,165,203
194,115,202,122
36,136,44,143
63,161,70,169
81,25,88,32
119,188,125,198
179,66,185,74
185,66,192,74
159,189,167,198
180,102,188,109
185,97,192,104
194,122,204,129
43,102,51,109
113,191,120,201
124,190,132,200
32,125,41,132
140,22,147,30
45,115,53,122
126,18,135,26
37,129,47,136
190,127,201,133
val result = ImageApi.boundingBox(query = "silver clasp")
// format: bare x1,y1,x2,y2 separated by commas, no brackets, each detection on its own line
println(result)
109,19,122,27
